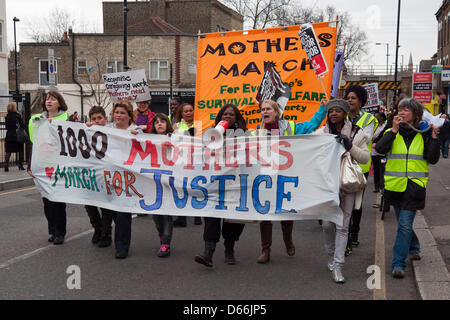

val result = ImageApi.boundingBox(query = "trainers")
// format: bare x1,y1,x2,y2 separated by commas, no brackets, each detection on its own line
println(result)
345,246,352,256
392,268,405,278
157,244,170,258
352,239,360,247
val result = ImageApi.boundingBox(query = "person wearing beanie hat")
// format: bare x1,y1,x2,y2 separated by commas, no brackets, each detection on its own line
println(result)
375,97,440,279
344,84,379,255
313,99,370,283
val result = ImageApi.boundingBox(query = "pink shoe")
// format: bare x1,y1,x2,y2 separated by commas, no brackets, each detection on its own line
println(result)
157,244,170,258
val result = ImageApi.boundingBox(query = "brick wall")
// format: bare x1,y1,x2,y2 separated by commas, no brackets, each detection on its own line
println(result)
19,42,72,85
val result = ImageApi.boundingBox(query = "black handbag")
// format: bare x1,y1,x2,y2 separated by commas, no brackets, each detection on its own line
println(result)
15,120,29,144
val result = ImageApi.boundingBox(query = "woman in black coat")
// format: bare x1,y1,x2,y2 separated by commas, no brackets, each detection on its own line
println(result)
4,102,25,171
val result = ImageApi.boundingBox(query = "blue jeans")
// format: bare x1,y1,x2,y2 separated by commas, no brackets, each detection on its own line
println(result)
442,138,449,157
392,207,420,270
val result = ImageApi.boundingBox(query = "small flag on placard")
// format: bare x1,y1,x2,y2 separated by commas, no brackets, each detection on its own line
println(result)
255,64,291,114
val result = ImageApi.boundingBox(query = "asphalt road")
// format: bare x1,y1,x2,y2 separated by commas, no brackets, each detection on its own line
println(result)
0,179,420,300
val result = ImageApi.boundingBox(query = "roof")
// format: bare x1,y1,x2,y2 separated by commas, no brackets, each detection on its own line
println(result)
115,16,183,35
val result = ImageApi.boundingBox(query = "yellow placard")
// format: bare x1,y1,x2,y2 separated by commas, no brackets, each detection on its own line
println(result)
194,23,337,132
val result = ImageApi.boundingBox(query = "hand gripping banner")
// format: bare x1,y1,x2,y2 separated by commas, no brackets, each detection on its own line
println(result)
31,120,345,225
194,23,337,132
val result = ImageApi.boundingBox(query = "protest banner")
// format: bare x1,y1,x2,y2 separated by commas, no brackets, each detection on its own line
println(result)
30,120,344,225
331,51,344,98
194,23,337,132
255,64,291,114
361,83,379,114
102,69,151,102
412,72,433,104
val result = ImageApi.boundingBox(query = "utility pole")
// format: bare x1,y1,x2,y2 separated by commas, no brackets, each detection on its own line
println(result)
123,0,129,70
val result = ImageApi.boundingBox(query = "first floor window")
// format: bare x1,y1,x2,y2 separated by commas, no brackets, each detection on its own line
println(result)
77,60,87,75
149,60,169,80
39,59,58,86
107,60,124,73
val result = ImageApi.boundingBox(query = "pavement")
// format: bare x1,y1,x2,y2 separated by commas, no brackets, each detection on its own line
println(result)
1,160,449,300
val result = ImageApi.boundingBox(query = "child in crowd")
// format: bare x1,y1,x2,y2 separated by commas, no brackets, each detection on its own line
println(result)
150,113,175,257
85,106,116,248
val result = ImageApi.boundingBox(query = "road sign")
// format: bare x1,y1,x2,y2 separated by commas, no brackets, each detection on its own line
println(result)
48,48,56,87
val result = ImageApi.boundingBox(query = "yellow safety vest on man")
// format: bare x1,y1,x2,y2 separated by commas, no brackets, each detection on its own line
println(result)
351,112,378,173
384,130,429,192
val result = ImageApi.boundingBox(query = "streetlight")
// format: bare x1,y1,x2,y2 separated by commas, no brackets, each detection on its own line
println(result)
13,17,20,96
376,42,390,75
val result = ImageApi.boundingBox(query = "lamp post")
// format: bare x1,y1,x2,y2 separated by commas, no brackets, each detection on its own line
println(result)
123,0,129,71
13,17,20,95
394,0,401,101
376,42,389,75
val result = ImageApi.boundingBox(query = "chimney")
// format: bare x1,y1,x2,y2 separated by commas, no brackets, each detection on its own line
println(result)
63,31,68,41
68,26,73,35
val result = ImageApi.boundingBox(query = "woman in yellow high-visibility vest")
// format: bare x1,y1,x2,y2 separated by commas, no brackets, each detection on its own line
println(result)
27,91,69,245
375,98,440,279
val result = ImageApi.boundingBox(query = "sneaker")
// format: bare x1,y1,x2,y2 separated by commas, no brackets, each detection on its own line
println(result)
332,268,345,283
345,246,352,256
327,256,334,272
352,239,360,247
194,254,213,267
392,268,405,278
157,244,170,258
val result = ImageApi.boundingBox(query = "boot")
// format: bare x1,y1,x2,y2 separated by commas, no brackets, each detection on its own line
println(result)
281,222,295,256
173,216,187,227
91,228,102,244
224,240,236,265
194,241,216,267
257,223,272,264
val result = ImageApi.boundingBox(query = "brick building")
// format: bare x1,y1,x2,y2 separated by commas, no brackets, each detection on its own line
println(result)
18,0,243,119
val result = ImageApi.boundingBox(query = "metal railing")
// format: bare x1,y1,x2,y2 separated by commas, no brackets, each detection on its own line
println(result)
346,64,420,76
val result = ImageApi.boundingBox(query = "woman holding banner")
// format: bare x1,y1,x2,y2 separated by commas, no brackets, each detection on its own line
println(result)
256,99,327,264
27,91,69,245
173,102,202,226
108,100,137,259
313,99,370,283
194,104,247,267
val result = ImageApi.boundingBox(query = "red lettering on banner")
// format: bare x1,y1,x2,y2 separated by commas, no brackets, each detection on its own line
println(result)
271,141,294,170
124,139,160,167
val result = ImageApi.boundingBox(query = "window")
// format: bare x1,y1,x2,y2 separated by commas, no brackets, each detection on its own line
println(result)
77,60,87,75
149,60,169,80
39,59,58,86
107,60,124,73
0,22,3,52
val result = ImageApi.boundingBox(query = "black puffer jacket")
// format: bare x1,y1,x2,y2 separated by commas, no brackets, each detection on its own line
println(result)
375,125,440,210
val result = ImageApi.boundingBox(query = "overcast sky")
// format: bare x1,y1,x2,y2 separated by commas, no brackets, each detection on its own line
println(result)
4,0,443,69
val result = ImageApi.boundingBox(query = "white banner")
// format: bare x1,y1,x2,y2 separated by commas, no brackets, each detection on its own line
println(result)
31,120,345,225
102,69,151,102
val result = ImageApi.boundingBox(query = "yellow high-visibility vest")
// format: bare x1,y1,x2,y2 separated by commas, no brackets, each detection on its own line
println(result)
384,130,429,192
28,112,68,142
351,112,378,173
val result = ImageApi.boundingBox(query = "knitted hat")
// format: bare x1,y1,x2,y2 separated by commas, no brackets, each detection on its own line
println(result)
325,99,350,114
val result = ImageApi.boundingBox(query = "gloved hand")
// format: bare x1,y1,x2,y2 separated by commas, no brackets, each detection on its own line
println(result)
335,133,352,151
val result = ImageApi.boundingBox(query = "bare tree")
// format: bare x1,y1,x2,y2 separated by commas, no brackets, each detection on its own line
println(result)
222,0,289,29
25,8,97,43
220,1,367,63
276,5,368,63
